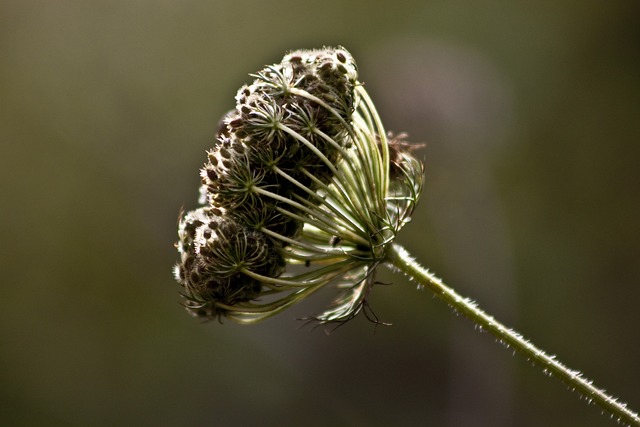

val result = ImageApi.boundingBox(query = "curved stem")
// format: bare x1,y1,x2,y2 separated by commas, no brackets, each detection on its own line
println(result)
385,243,640,426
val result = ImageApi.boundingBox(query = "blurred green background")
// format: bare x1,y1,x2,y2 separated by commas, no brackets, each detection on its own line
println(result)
2,1,639,426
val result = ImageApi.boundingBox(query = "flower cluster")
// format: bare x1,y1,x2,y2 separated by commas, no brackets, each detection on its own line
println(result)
175,47,423,324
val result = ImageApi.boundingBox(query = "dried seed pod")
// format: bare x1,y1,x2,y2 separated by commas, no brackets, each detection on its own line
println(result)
176,46,424,324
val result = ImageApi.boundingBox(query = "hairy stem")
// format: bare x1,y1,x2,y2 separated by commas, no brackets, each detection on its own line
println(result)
385,243,640,426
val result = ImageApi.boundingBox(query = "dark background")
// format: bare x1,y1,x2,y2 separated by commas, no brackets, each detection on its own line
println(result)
2,1,639,426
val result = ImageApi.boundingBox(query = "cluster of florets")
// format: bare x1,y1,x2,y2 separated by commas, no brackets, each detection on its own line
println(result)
175,47,360,319
174,207,284,318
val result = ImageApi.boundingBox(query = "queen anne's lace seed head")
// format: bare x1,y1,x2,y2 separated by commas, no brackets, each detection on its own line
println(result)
175,46,424,324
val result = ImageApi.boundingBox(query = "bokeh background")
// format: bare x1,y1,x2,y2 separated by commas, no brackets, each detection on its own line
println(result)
2,1,639,426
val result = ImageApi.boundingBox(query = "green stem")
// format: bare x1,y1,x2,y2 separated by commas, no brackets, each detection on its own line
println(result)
385,243,640,426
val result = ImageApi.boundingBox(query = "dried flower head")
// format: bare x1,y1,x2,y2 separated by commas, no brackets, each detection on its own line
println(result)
175,46,424,324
